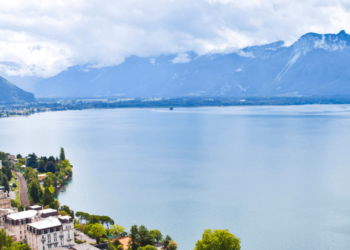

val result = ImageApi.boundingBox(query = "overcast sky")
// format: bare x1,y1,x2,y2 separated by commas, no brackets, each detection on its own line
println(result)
0,0,349,78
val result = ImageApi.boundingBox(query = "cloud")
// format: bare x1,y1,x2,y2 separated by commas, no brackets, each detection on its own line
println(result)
172,53,191,64
0,0,349,77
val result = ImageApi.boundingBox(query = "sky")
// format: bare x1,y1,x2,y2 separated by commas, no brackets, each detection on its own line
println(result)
0,0,349,79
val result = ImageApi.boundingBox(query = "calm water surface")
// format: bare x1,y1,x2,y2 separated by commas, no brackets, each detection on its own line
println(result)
1,105,350,250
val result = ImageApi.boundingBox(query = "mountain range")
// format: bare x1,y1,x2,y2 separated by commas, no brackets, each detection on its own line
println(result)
0,76,35,103
22,30,350,98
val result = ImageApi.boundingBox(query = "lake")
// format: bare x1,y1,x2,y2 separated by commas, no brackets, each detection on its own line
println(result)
1,105,350,250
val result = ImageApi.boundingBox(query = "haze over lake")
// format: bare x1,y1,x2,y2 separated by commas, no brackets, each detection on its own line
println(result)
1,105,350,250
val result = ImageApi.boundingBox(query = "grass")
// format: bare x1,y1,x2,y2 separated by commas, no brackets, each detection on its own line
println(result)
10,171,20,203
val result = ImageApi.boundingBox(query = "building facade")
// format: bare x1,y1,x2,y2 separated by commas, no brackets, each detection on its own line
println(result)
3,207,74,250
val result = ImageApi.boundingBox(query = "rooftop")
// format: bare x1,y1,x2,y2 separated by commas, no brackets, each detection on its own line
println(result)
39,209,57,214
28,217,61,229
7,210,38,220
72,243,100,250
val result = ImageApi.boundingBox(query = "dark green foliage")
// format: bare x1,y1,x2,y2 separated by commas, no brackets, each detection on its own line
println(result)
161,235,172,248
45,161,56,173
28,180,42,203
130,225,139,250
60,147,66,161
16,154,22,159
2,176,9,192
0,152,6,161
38,160,46,173
43,187,54,206
49,200,60,210
59,205,74,218
10,199,18,207
0,228,14,249
138,225,155,247
27,153,38,168
48,156,55,163
2,165,12,181
43,177,53,188
112,240,122,248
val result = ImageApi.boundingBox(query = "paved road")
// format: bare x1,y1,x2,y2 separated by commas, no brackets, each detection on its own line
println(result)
12,171,30,207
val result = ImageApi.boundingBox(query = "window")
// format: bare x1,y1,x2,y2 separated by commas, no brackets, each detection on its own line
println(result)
53,229,56,232
20,231,22,234
41,230,44,234
20,236,22,239
24,230,26,233
48,229,50,233
43,247,45,250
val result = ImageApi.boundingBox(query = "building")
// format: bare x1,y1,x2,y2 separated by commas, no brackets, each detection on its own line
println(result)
5,209,39,242
0,160,2,169
27,215,74,250
0,188,11,209
3,207,74,250
7,155,16,161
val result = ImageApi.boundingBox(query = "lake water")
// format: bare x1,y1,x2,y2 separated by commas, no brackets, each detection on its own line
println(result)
1,105,350,250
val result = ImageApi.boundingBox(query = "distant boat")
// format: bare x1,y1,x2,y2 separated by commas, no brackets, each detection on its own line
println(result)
169,106,174,111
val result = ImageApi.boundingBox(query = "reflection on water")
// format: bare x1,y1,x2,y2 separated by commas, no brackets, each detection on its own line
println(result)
1,105,350,250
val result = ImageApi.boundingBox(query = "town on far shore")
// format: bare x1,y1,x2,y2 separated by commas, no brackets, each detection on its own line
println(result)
0,149,180,250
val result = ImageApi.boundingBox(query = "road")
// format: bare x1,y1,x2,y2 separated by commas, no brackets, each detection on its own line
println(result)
12,171,30,207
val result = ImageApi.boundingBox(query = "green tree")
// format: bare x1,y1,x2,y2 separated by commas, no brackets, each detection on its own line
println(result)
43,187,54,206
116,245,124,250
161,235,172,249
60,147,66,161
49,199,60,209
0,228,14,249
28,180,42,203
150,229,162,243
138,246,157,250
59,205,74,218
110,224,125,236
130,225,139,250
194,229,241,250
88,224,106,243
138,225,154,247
16,154,22,159
45,161,56,173
26,153,38,168
2,176,9,192
38,160,46,173
167,241,178,250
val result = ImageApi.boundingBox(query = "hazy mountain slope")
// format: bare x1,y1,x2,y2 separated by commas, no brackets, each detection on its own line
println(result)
33,31,350,98
0,76,36,103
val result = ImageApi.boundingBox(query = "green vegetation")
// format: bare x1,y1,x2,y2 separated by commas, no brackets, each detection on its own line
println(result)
20,148,73,207
194,229,241,250
128,225,174,250
0,228,31,250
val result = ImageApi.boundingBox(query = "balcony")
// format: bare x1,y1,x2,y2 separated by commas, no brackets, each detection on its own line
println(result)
41,238,46,243
67,238,72,242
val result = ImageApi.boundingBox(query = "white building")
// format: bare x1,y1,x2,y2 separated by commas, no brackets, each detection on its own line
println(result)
3,207,74,250
27,215,74,250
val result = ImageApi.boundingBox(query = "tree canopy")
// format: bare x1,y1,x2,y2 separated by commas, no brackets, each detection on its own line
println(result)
194,229,241,250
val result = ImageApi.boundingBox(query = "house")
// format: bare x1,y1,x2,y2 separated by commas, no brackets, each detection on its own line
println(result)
0,189,11,209
7,155,16,161
27,215,74,250
3,207,74,250
21,165,26,169
37,175,46,182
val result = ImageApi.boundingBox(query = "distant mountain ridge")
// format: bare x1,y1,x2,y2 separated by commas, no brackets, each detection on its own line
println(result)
33,30,350,98
0,76,35,103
